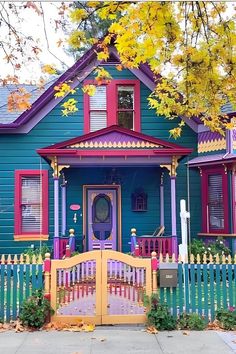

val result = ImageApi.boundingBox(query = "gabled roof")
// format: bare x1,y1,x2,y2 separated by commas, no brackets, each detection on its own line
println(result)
37,125,192,158
0,78,58,124
0,43,156,132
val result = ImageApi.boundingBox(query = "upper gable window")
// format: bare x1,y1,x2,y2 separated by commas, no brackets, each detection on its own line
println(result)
84,80,140,133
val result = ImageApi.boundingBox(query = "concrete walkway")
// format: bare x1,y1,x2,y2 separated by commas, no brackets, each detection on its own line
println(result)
0,326,235,354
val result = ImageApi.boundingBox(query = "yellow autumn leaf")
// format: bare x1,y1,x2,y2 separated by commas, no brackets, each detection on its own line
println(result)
42,64,57,75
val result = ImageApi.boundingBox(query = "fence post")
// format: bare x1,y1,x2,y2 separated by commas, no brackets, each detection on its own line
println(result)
151,251,159,293
69,228,75,253
130,228,137,254
65,244,71,258
44,253,51,300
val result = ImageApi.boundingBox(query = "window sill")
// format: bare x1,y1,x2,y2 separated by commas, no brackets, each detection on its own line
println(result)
198,233,236,237
14,234,49,241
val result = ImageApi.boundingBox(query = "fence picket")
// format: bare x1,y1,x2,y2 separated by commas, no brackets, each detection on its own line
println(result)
177,263,183,314
209,263,215,320
228,264,233,308
190,263,196,313
196,264,202,316
203,264,208,318
0,264,5,320
6,264,11,322
184,263,190,312
222,264,227,308
12,263,18,319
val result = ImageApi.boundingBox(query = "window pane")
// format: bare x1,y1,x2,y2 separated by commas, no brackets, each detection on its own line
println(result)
90,86,107,110
118,111,133,129
118,86,134,109
208,174,224,230
22,204,41,232
21,176,40,203
90,111,107,132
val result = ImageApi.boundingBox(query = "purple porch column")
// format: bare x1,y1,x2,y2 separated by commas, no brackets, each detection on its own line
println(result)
53,177,60,259
160,173,164,226
61,177,67,237
171,176,178,256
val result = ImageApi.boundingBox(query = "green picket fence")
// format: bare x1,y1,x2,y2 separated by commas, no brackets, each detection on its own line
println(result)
0,255,43,322
159,262,236,321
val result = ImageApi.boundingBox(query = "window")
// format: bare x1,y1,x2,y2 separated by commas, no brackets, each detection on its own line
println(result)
202,168,228,233
14,170,48,240
84,80,140,133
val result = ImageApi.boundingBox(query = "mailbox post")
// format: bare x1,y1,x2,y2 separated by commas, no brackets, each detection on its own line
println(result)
159,263,178,288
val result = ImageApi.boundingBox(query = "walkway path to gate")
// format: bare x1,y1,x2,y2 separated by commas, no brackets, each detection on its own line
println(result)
0,326,235,354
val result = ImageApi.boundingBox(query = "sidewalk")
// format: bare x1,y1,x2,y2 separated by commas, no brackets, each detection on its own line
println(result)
0,326,235,354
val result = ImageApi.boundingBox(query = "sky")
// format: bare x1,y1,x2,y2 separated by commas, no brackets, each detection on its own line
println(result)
0,1,75,83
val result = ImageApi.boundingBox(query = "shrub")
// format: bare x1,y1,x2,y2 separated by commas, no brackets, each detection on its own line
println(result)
216,308,236,330
23,244,51,262
19,289,54,329
189,237,231,262
146,294,177,330
178,313,206,330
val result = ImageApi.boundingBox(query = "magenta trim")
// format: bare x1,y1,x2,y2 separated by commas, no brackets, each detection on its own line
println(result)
53,177,60,259
201,167,229,234
170,177,177,237
61,184,66,236
160,184,164,227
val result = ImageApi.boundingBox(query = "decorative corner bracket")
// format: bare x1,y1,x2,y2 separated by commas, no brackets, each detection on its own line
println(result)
50,156,70,178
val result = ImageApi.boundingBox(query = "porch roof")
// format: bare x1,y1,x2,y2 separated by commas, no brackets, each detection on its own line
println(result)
37,125,192,166
187,153,236,167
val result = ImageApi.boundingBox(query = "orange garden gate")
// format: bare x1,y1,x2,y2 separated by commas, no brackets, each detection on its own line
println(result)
49,251,152,325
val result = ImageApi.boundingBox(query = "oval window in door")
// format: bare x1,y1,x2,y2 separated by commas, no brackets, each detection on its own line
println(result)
92,194,112,240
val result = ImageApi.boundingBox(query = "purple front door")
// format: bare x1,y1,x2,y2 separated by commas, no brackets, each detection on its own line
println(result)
87,189,117,251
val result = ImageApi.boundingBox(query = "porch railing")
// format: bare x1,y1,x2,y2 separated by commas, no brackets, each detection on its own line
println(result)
136,236,172,257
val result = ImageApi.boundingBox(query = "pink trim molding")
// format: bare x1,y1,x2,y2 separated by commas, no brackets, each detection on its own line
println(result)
14,170,48,238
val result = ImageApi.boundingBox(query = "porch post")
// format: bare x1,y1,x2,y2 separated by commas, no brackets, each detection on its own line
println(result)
61,173,67,237
160,172,164,226
170,157,178,256
53,176,60,259
51,156,60,259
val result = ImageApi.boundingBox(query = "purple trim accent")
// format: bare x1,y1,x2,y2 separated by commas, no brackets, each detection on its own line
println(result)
58,156,172,166
69,235,76,252
87,189,117,251
53,237,60,260
188,153,236,166
61,184,66,236
233,239,236,254
171,177,177,237
54,178,60,259
160,184,164,227
0,43,99,130
171,235,178,257
226,130,233,153
198,131,223,144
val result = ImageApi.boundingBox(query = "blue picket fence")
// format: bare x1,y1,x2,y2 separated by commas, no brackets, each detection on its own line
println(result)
0,258,43,322
159,261,236,321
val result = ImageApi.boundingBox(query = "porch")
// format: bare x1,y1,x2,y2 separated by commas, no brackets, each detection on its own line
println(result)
37,125,192,259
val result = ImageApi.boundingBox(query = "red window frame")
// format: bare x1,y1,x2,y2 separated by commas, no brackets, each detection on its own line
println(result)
201,167,229,234
84,79,140,133
14,170,48,238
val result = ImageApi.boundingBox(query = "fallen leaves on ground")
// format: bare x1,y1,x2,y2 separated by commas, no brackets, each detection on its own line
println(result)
182,331,190,336
207,320,225,331
0,320,25,333
146,326,158,334
43,321,95,332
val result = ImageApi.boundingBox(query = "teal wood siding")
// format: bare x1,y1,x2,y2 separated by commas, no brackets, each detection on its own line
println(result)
0,65,200,254
65,167,161,253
